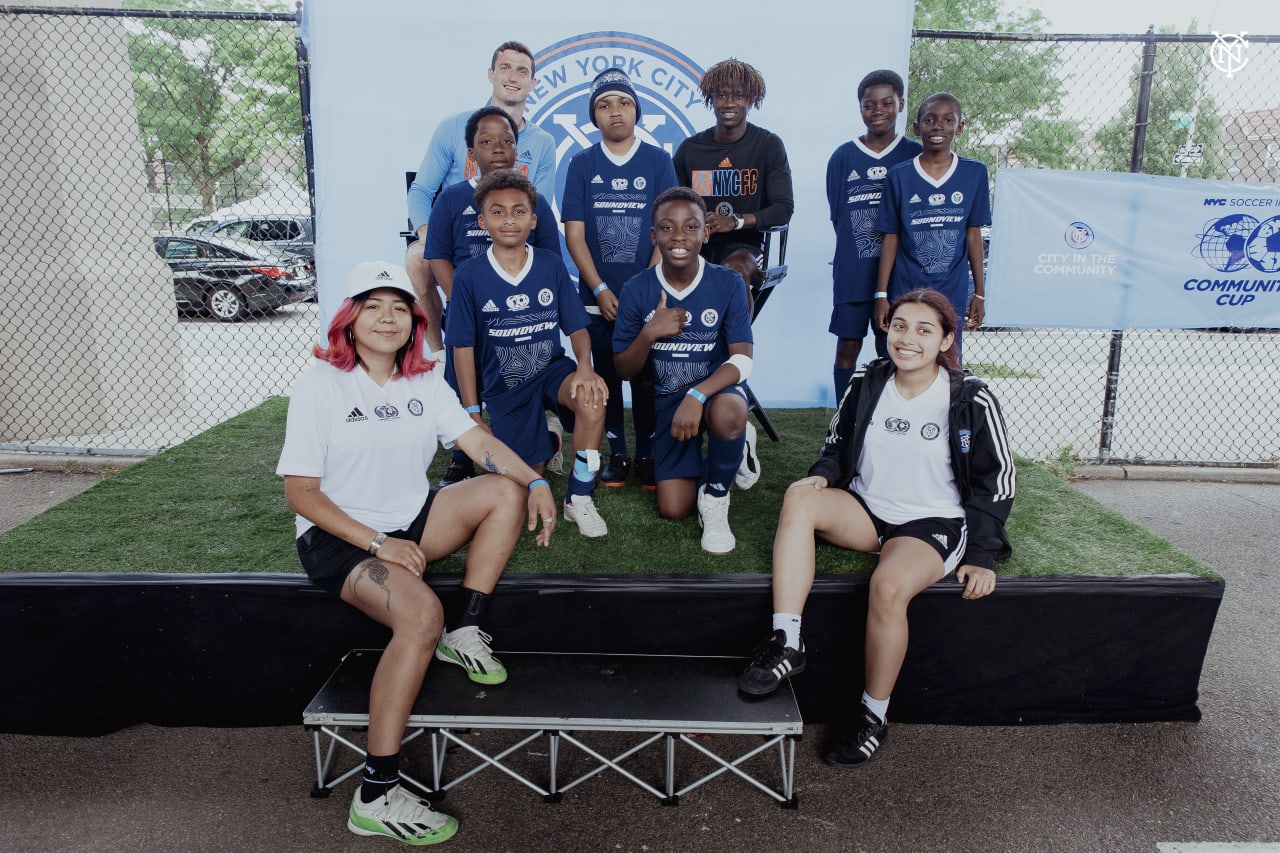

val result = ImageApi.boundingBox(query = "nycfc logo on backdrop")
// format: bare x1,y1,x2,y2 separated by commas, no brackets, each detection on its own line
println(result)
884,417,910,434
867,166,887,180
528,33,705,226
921,422,941,440
1065,221,1095,250
375,404,399,420
1194,214,1280,273
407,398,424,417
538,288,554,306
507,294,530,311
701,308,719,327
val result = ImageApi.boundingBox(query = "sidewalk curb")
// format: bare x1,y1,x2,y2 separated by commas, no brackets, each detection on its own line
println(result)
0,452,148,475
1072,464,1280,484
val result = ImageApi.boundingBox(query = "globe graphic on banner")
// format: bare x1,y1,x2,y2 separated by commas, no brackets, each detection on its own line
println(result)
1244,215,1280,273
1196,214,1257,272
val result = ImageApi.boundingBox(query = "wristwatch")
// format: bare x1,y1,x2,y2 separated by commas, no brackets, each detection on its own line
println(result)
733,214,745,230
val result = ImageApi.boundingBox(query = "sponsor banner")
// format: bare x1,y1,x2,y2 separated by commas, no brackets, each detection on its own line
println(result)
302,0,911,405
988,169,1280,329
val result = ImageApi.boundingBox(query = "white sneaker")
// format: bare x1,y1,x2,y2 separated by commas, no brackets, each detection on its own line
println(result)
735,421,761,490
435,625,507,684
348,784,459,845
563,494,608,538
697,486,735,554
544,414,566,475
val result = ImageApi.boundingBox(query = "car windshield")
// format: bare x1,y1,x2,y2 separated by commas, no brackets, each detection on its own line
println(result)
183,219,216,235
202,235,289,263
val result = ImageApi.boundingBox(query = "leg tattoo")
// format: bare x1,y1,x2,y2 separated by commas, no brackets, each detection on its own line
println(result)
348,559,393,612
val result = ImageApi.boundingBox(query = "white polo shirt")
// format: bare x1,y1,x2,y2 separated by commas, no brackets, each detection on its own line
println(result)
277,361,477,538
853,369,963,524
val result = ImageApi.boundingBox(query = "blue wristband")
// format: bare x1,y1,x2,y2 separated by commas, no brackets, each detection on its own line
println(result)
686,388,707,404
528,478,549,491
464,405,481,414
592,283,609,297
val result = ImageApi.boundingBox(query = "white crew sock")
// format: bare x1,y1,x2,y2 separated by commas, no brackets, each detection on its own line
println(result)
772,612,802,650
862,690,889,724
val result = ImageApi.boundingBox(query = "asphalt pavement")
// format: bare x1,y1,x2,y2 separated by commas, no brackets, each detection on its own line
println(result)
1,470,1278,852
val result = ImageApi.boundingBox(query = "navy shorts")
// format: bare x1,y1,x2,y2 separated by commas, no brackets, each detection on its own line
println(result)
485,356,577,467
296,490,438,597
652,383,749,482
830,300,875,340
849,491,967,576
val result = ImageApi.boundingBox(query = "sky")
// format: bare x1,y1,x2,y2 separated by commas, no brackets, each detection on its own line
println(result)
1018,0,1279,35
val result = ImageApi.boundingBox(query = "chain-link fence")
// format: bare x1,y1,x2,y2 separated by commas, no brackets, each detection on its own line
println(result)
1,10,1277,465
0,5,313,456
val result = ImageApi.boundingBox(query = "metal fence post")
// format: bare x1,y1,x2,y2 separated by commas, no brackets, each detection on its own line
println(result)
293,2,318,245
1097,26,1158,462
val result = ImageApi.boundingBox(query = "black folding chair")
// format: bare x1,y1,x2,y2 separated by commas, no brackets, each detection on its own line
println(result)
744,224,789,442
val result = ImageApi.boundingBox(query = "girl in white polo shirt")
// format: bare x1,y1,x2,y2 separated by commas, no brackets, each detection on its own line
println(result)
737,287,1015,768
278,261,556,845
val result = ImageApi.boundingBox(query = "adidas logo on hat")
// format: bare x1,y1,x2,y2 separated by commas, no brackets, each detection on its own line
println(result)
374,270,392,280
718,157,733,168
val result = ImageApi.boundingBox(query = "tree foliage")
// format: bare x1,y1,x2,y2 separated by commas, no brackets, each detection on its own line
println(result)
1093,25,1228,179
910,0,1084,172
126,0,301,213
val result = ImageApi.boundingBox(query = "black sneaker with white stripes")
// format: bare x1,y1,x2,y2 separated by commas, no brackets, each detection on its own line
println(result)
823,703,889,768
738,629,806,696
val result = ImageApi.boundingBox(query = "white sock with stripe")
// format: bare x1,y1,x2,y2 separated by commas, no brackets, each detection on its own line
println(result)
772,612,802,650
862,690,889,724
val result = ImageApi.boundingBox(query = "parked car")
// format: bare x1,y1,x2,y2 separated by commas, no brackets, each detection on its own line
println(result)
183,213,314,264
152,234,315,322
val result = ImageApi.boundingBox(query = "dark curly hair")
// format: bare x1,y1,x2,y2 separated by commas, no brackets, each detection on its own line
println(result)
474,169,537,211
857,69,905,101
465,107,518,149
698,58,766,109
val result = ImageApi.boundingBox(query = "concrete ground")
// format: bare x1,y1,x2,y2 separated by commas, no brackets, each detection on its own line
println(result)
1,469,1278,852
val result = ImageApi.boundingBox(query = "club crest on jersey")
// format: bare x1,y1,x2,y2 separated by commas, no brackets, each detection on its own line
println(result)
507,293,530,311
634,176,647,190
407,398,424,416
612,178,629,191
959,428,972,453
951,191,964,204
921,422,941,440
374,404,399,420
885,417,910,434
701,308,719,327
929,193,945,206
868,166,888,180
528,32,705,234
538,288,554,306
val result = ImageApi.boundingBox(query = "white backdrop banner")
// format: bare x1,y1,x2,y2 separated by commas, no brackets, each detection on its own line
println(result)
302,0,912,406
987,169,1280,329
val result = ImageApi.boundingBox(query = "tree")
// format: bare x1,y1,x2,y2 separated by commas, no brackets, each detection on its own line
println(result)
126,0,301,214
1093,24,1228,179
911,0,1082,172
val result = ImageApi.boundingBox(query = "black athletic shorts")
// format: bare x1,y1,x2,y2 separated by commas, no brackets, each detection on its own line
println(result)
848,490,966,576
295,490,438,597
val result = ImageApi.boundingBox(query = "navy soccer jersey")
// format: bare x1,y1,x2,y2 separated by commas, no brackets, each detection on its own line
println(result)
446,247,590,402
423,178,559,267
878,154,991,300
561,140,678,303
826,134,922,304
613,258,753,398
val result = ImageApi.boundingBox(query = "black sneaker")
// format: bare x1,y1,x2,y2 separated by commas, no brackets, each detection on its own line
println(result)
601,454,632,487
437,459,476,489
635,456,656,491
823,704,889,769
738,629,806,696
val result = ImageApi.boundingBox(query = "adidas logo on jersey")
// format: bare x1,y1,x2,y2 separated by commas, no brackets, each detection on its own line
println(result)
591,174,604,184
482,299,499,312
463,205,475,215
718,157,733,168
932,533,948,548
909,193,922,204
346,407,367,422
847,168,861,180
